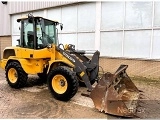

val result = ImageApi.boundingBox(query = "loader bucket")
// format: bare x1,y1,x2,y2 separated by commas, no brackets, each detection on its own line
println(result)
90,65,139,117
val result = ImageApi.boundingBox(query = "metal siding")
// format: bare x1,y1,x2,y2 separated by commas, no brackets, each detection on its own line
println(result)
61,34,77,49
0,3,10,36
77,33,95,50
154,2,160,27
0,4,3,35
78,3,96,31
0,1,78,36
62,5,77,32
99,1,159,59
100,31,123,57
101,2,124,30
152,30,160,58
8,1,77,14
124,30,151,58
125,2,152,29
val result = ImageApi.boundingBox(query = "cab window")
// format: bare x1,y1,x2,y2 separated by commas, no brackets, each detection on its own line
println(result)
23,20,34,49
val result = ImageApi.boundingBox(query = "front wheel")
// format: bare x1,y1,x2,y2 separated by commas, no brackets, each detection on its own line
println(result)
5,61,28,88
47,66,79,101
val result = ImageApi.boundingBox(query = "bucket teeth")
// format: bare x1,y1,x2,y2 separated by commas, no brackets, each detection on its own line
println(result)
90,65,140,117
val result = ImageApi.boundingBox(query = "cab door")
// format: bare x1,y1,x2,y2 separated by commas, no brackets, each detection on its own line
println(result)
20,48,34,58
20,19,34,58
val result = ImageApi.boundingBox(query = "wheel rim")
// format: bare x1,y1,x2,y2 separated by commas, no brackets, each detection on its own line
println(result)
8,68,18,83
52,74,68,94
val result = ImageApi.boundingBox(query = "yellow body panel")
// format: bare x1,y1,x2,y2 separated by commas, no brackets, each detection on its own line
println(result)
19,48,34,58
18,59,48,74
3,46,52,59
47,59,74,73
46,44,74,72
33,48,52,58
4,46,21,58
0,59,7,69
0,44,74,75
0,57,48,74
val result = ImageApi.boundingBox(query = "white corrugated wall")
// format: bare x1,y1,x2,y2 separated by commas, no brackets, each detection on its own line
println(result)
8,1,78,14
0,3,10,36
0,1,78,36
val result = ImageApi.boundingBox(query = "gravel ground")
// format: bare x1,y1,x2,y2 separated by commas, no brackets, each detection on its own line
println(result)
0,68,116,119
131,76,160,118
0,68,160,119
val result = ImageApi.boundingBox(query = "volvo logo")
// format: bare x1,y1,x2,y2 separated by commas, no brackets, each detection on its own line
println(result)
63,52,75,63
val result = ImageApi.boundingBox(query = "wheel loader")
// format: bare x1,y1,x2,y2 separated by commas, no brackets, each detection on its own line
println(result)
0,13,140,117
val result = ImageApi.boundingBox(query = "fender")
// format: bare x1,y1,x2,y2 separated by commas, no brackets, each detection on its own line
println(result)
47,60,74,73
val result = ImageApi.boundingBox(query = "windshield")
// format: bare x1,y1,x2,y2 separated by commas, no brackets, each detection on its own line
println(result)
40,19,56,47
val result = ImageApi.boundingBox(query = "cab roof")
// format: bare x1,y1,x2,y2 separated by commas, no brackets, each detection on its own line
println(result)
17,16,59,24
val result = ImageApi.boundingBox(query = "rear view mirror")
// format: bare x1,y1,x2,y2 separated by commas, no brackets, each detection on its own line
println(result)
28,13,34,23
16,39,20,46
28,19,33,23
60,24,63,30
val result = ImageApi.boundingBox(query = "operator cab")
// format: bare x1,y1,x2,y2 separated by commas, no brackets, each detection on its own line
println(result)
17,14,61,49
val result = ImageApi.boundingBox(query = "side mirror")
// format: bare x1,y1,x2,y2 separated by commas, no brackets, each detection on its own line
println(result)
16,39,20,46
60,24,63,30
28,18,33,23
28,13,34,23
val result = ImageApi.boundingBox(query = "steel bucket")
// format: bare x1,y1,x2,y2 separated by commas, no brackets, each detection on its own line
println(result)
90,65,139,117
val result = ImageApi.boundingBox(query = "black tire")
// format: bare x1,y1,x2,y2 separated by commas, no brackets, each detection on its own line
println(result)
47,66,79,101
5,61,28,88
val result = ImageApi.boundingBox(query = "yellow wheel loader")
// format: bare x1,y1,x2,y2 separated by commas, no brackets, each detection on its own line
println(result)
0,13,140,117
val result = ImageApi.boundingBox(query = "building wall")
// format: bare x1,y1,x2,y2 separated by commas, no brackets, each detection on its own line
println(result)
11,2,97,49
8,1,78,14
0,1,78,36
100,57,160,79
100,1,160,60
1,1,160,79
0,2,10,36
11,1,160,60
0,36,12,59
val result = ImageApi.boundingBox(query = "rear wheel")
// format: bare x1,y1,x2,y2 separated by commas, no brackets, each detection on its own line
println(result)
5,61,28,88
47,66,79,101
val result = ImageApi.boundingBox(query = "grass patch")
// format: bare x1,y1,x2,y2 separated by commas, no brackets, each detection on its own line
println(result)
130,76,160,89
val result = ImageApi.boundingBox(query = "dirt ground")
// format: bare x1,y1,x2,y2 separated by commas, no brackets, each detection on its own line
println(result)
131,76,160,118
0,68,160,119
